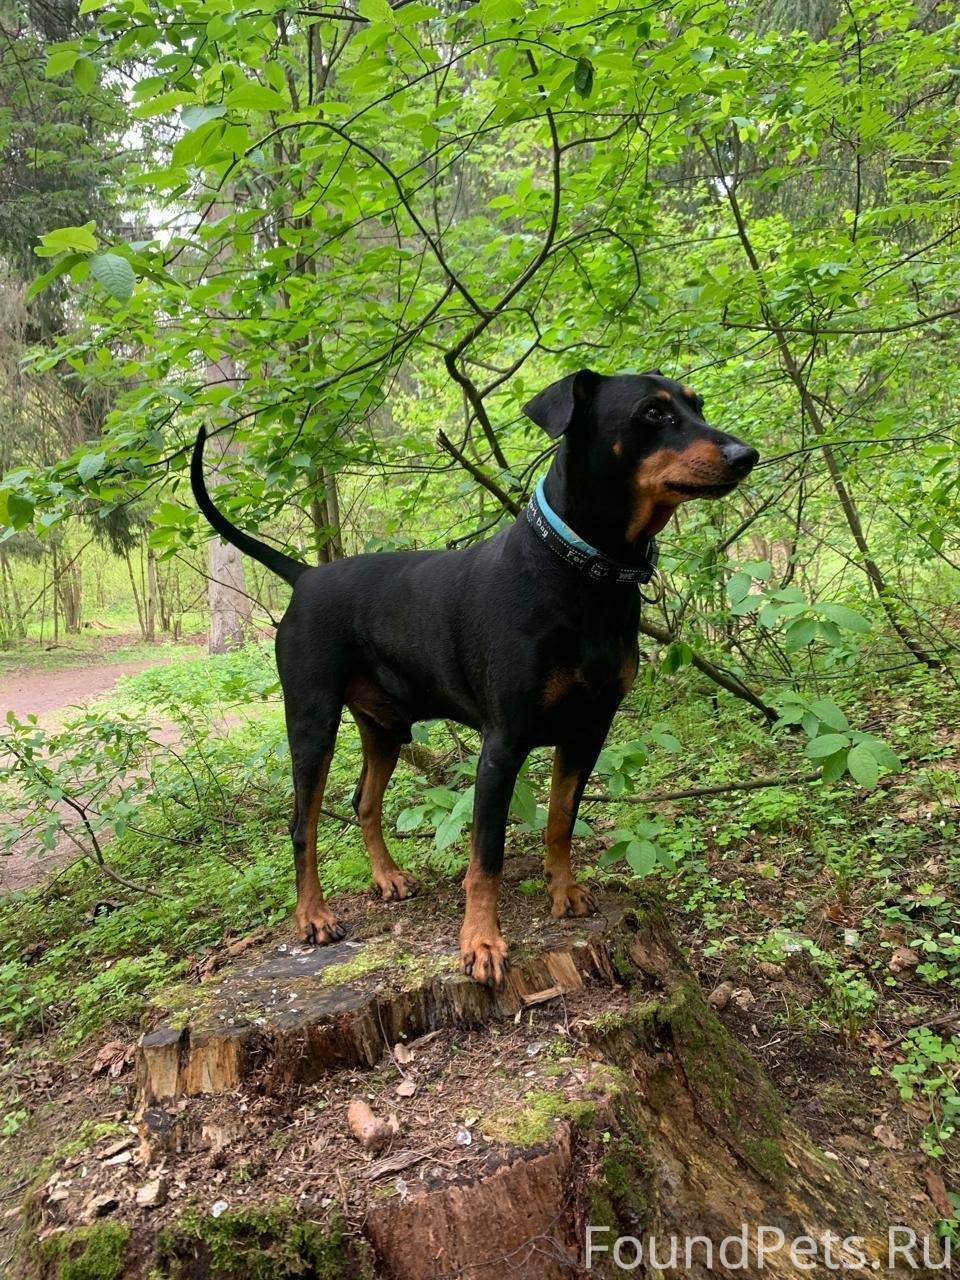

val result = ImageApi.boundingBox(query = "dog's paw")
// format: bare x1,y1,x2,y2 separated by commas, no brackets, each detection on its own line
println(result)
295,904,346,945
375,868,417,903
459,930,510,989
549,880,597,920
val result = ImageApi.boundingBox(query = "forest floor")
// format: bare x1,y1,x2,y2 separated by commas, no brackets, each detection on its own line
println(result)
0,645,957,1273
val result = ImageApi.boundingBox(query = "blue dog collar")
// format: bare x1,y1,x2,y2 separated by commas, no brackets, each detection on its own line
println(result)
525,479,658,587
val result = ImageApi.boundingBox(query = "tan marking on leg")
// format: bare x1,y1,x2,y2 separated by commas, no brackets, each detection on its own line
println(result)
294,754,345,944
459,856,509,987
354,717,416,902
544,752,596,920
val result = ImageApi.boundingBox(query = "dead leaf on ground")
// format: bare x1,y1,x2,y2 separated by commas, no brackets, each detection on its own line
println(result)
924,1168,952,1219
91,1042,134,1079
395,1078,417,1098
823,902,853,926
872,1124,904,1152
888,947,920,975
393,1042,414,1066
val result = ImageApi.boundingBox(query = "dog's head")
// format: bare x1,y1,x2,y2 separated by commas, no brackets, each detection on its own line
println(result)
523,369,758,540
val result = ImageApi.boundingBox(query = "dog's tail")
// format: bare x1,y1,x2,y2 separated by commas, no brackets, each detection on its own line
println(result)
191,427,308,587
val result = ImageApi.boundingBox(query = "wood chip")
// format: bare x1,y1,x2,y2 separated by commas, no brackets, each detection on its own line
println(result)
362,1149,429,1180
407,1030,442,1050
520,985,563,1008
393,1042,414,1065
395,1078,417,1098
888,947,920,974
100,1136,135,1160
135,1176,168,1209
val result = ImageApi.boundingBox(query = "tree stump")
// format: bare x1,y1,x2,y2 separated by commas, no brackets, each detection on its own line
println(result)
22,867,946,1278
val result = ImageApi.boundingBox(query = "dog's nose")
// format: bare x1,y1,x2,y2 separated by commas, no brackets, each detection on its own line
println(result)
721,442,759,476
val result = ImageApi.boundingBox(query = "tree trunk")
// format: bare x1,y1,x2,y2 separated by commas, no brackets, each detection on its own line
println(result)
204,198,252,654
310,468,343,564
1,552,26,640
58,559,82,634
145,545,158,643
125,552,146,639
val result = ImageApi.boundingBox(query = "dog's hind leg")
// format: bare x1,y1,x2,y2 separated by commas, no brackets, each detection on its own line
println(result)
352,712,416,902
460,732,526,988
287,704,345,945
544,731,608,919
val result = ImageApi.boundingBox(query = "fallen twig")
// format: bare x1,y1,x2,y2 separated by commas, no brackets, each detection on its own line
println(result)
583,770,822,806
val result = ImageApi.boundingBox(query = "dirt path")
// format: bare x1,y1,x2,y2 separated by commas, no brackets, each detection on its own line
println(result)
0,650,184,893
0,657,169,724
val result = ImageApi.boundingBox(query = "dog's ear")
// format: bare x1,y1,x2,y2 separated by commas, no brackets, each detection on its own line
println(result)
646,368,664,377
522,369,601,438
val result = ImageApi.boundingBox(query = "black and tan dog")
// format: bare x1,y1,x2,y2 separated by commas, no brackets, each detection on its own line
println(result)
192,370,757,987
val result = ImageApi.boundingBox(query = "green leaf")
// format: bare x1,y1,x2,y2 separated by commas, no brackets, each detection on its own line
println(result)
434,809,466,851
784,617,818,651
35,223,97,258
662,641,692,673
395,806,424,833
1,493,34,530
358,0,393,20
853,735,900,772
846,743,879,789
726,572,751,605
820,750,849,784
46,49,79,78
24,254,84,301
573,57,594,98
225,85,287,112
806,733,851,759
510,778,538,826
76,452,105,483
73,56,96,93
180,104,227,132
810,700,849,732
818,603,871,633
625,839,657,877
89,253,135,302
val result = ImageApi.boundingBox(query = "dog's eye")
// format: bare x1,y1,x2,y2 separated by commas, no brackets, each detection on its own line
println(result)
642,402,672,424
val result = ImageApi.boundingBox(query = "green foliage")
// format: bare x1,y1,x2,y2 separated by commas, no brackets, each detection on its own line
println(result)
154,1200,373,1279
36,1221,129,1280
890,1030,960,1161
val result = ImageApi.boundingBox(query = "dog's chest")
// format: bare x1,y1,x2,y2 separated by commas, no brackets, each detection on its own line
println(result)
539,627,638,719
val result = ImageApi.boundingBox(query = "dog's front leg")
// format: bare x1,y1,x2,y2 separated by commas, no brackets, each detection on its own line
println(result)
459,732,526,988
